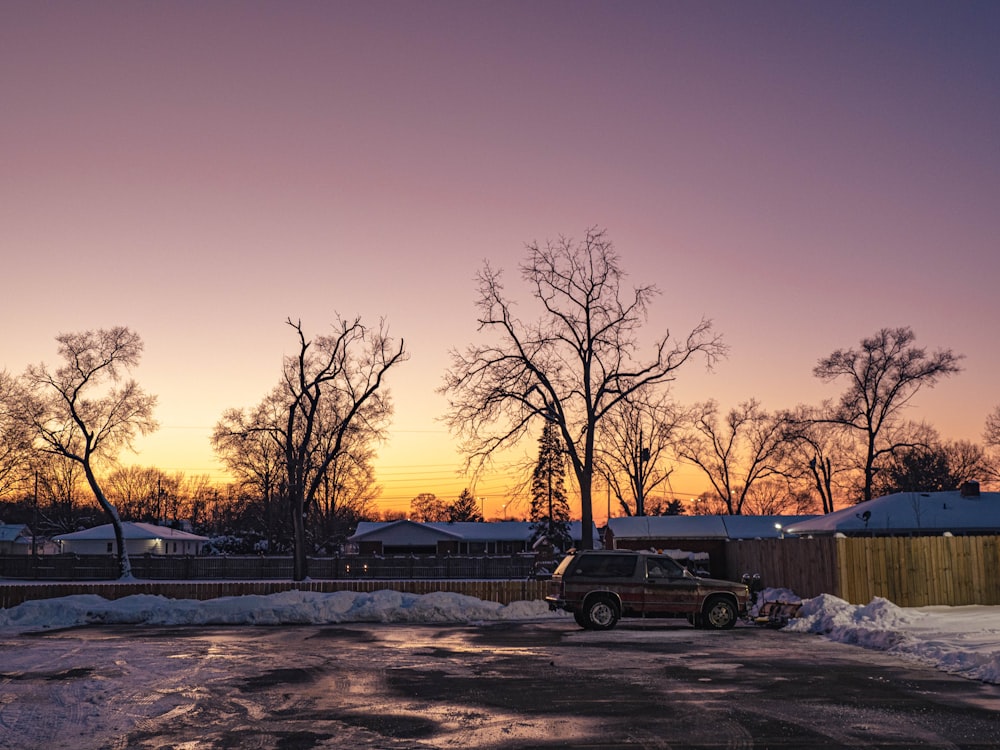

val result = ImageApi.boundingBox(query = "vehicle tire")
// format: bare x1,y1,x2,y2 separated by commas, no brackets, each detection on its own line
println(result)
584,596,619,630
573,609,592,629
702,597,737,630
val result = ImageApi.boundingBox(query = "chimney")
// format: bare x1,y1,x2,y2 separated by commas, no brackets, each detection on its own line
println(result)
959,480,980,498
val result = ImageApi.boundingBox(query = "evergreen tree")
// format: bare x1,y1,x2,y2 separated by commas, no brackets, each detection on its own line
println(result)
529,421,572,551
449,488,483,522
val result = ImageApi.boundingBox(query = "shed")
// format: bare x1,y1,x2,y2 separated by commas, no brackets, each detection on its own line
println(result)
53,522,209,556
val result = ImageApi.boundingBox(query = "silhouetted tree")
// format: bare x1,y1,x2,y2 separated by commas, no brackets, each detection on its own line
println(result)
0,370,32,500
529,421,572,551
410,492,449,522
814,327,963,503
18,327,158,578
596,389,683,516
675,399,792,515
216,317,406,580
442,228,724,548
449,488,484,522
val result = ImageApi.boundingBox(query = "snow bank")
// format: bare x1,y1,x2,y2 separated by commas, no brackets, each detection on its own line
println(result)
786,594,1000,684
0,589,563,631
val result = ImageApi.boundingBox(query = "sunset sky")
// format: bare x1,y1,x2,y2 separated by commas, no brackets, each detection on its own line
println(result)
3,2,999,521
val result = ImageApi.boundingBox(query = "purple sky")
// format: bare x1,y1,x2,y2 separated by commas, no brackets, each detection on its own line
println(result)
3,2,999,518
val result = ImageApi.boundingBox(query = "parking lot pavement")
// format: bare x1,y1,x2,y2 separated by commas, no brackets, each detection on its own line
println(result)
3,620,1000,749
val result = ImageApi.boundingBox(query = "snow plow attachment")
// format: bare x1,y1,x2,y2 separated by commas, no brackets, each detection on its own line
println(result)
753,600,803,628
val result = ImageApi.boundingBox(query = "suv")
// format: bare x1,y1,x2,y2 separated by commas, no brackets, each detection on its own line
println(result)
546,550,750,631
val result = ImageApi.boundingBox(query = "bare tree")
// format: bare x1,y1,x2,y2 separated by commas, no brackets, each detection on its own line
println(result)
813,327,963,503
596,389,685,517
216,317,405,580
104,465,164,521
441,229,724,548
675,399,792,515
942,439,995,487
784,406,857,514
0,370,33,500
19,327,158,578
410,493,450,522
213,399,286,551
985,406,1000,451
741,479,815,516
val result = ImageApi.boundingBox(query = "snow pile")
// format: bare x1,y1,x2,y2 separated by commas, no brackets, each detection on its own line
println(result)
786,594,1000,684
0,589,563,630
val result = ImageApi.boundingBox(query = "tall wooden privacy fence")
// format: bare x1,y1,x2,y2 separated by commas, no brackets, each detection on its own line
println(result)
726,535,1000,607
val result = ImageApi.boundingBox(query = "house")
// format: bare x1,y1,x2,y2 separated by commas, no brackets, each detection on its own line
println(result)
347,520,601,555
605,514,817,579
0,524,35,555
53,522,209,556
785,482,1000,537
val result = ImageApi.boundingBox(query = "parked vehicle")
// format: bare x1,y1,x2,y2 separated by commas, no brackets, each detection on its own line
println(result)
546,549,751,630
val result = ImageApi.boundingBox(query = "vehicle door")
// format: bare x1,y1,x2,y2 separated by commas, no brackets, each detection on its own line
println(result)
642,556,701,615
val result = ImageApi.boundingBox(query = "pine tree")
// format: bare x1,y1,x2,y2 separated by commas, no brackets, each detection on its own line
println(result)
529,421,572,551
449,488,483,522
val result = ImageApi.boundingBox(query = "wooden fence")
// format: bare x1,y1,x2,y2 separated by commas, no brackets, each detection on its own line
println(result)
5,536,999,610
725,535,1000,607
0,553,538,582
0,579,550,609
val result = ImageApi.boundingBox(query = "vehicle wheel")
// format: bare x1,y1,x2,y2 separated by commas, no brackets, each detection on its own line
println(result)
573,609,592,629
702,597,737,630
584,596,619,630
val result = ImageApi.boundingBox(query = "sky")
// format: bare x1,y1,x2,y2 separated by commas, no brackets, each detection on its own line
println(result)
1,588,999,685
3,2,999,521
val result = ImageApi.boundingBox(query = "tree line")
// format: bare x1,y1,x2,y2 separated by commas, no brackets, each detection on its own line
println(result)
2,229,998,577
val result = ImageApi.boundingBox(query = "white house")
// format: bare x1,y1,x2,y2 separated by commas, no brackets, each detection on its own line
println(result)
53,522,209,556
785,482,1000,537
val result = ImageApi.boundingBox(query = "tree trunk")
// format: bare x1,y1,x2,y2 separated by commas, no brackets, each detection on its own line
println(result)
292,499,308,581
84,463,132,579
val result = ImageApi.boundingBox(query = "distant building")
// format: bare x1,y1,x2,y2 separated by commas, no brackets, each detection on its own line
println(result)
53,522,209,556
786,482,1000,537
347,520,601,555
0,524,35,555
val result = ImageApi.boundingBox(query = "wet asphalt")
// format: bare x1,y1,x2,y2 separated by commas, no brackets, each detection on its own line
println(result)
2,619,999,749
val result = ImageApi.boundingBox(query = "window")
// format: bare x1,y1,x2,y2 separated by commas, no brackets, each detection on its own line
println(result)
572,554,637,578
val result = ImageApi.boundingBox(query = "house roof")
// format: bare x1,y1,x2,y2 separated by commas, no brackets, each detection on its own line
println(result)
349,520,598,544
785,490,1000,536
0,524,32,543
606,515,817,540
53,522,209,543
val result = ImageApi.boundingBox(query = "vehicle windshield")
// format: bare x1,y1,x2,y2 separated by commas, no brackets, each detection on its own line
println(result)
552,555,575,577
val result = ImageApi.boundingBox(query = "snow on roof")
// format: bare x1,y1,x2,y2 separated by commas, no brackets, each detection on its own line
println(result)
0,524,32,542
785,490,1000,536
350,520,597,544
607,515,817,540
53,522,209,542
